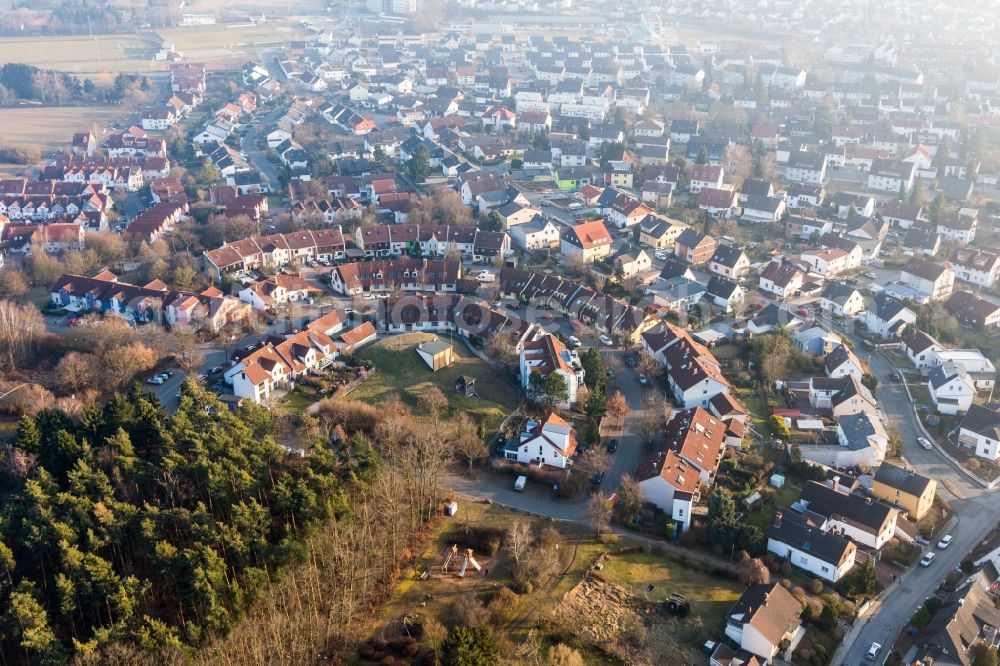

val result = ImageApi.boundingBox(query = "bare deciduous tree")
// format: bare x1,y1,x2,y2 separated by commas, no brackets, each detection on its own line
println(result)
606,390,630,425
505,519,532,568
452,413,487,475
484,333,516,368
0,300,45,370
587,493,612,538
419,386,449,425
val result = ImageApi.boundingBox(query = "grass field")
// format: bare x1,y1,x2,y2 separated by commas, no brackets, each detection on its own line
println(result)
0,34,160,75
352,332,521,430
0,19,310,75
0,106,126,177
599,551,744,630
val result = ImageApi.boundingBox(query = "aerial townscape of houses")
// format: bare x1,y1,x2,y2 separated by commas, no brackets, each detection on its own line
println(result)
7,0,1000,662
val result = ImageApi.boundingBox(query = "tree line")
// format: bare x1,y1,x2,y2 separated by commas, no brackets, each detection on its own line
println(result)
0,63,147,106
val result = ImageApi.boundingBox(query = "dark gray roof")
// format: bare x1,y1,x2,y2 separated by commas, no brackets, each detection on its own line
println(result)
706,276,740,300
915,583,1000,665
821,282,859,304
710,244,746,268
837,412,880,450
960,403,1000,441
871,293,910,322
873,461,933,498
799,480,896,534
766,511,854,566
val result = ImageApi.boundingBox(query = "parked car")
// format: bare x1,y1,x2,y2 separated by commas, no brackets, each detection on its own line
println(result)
638,373,648,386
920,551,936,567
599,334,614,346
514,475,527,492
146,376,165,385
606,438,618,453
208,366,224,375
918,437,932,450
866,643,882,661
568,335,582,347
795,308,810,317
590,470,604,485
937,534,953,549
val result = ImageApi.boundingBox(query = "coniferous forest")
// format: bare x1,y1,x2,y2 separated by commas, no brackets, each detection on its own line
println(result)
0,382,438,664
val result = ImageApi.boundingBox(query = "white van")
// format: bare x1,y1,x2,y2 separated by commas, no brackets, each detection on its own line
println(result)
514,475,527,492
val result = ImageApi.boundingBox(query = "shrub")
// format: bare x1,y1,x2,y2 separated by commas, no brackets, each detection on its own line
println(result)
808,578,824,595
488,587,518,623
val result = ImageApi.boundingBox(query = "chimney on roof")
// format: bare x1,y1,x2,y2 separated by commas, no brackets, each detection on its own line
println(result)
773,511,783,528
831,475,840,492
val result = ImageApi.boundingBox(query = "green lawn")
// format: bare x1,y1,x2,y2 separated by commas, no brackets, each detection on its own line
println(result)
744,483,801,531
599,551,743,629
711,343,743,360
908,383,933,409
883,349,914,369
280,390,315,413
352,332,521,430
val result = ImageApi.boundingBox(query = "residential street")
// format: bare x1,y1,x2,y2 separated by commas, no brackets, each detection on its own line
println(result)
240,105,283,187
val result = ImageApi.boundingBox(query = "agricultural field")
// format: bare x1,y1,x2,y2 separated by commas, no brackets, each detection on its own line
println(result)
0,19,310,75
0,34,160,76
352,332,521,430
0,106,126,177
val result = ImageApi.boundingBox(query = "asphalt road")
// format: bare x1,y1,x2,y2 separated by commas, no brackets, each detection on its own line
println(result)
832,317,997,665
144,369,188,415
241,106,283,186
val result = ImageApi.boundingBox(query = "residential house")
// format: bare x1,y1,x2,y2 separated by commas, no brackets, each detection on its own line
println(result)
798,479,899,550
708,245,750,280
863,293,916,339
637,408,728,530
641,323,731,408
689,164,724,193
937,211,978,244
705,276,746,314
674,228,717,265
741,196,786,224
510,216,560,250
820,282,865,317
758,261,804,299
909,583,1000,666
809,376,878,418
614,249,652,279
951,247,1000,288
502,412,578,470
766,511,856,583
901,226,941,257
900,258,955,301
800,247,851,277
560,219,612,263
785,151,827,185
698,187,740,218
238,274,322,310
959,403,1000,462
871,462,937,521
639,215,687,250
825,344,865,380
519,331,584,408
945,291,1000,332
722,583,805,664
329,258,459,296
901,328,945,373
